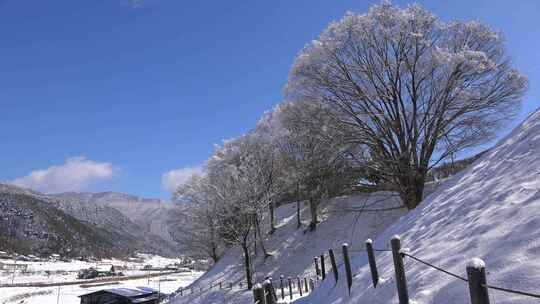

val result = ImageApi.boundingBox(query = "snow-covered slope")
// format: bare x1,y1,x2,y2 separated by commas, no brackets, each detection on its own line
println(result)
171,192,406,304
296,109,540,304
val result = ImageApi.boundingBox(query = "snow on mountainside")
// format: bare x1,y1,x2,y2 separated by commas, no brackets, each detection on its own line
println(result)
296,109,540,304
171,108,540,304
171,192,407,304
0,184,180,257
0,189,122,257
53,191,179,255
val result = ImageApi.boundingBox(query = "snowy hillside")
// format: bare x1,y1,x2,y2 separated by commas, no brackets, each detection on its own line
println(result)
171,192,406,304
295,109,540,304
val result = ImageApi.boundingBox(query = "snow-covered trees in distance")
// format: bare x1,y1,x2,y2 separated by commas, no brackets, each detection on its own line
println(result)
286,2,527,209
171,2,526,288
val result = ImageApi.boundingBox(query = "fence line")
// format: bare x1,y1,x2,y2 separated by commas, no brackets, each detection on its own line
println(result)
177,235,540,304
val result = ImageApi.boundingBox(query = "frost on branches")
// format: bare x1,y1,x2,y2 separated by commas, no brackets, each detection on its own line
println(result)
286,1,527,210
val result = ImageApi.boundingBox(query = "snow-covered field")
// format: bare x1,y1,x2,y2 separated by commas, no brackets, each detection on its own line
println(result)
0,254,202,304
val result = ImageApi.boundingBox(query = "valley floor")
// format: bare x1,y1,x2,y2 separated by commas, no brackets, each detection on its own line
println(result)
0,255,202,304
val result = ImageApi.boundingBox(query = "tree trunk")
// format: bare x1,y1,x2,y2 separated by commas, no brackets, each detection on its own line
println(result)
210,242,219,264
399,170,426,210
296,201,302,229
309,198,318,231
209,220,219,263
255,214,271,259
242,243,253,290
269,202,276,234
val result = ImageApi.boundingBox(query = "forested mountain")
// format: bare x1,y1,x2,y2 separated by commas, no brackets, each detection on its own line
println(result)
0,183,180,257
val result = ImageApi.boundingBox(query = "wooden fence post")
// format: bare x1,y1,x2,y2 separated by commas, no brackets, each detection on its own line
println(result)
263,279,277,304
180,288,183,296
342,243,353,295
280,275,285,300
309,278,315,291
304,277,309,292
314,257,321,277
253,283,266,304
220,281,222,289
297,277,303,296
366,239,379,288
391,235,409,304
466,258,490,304
288,277,293,300
328,248,339,284
320,254,326,280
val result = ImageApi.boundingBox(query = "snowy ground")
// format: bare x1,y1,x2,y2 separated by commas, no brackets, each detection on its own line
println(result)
294,109,540,304
0,254,202,304
171,191,407,304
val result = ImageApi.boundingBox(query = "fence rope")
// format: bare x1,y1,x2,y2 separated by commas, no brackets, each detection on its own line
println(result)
401,252,468,282
482,283,540,299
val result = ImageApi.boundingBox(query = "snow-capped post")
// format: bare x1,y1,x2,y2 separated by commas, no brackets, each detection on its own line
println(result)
309,278,315,291
280,275,285,300
297,276,303,296
391,235,409,304
219,281,222,289
288,276,293,300
366,239,379,288
314,257,321,277
328,248,339,284
320,254,326,280
252,283,266,304
269,278,278,302
304,277,309,292
342,243,353,295
179,288,183,296
466,258,490,304
263,279,276,304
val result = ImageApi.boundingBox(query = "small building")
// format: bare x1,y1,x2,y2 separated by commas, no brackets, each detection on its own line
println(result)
79,287,159,304
0,262,28,271
0,251,11,259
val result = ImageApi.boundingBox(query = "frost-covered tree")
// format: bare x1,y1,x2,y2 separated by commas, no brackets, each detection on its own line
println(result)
204,133,279,289
286,2,527,209
272,100,357,231
172,174,224,264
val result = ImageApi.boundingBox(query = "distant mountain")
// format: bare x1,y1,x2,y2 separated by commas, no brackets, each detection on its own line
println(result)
52,191,180,256
0,183,181,257
0,186,124,258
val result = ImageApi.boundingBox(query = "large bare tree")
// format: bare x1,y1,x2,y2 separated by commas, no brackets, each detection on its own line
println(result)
286,2,527,209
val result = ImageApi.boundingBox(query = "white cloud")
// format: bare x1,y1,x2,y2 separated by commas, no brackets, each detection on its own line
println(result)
161,166,203,193
9,157,117,194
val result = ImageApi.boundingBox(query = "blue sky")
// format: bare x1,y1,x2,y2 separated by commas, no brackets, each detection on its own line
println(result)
1,0,539,200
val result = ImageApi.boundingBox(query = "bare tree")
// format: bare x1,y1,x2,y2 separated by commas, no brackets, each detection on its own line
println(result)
172,174,223,264
273,100,357,231
286,2,527,209
204,133,280,288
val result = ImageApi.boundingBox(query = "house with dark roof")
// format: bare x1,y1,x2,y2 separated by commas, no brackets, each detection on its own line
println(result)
79,287,160,304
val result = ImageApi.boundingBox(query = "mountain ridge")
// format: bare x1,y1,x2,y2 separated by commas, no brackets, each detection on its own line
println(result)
0,184,180,257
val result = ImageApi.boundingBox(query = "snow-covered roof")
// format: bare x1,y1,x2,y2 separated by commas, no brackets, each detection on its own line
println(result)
79,287,158,298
